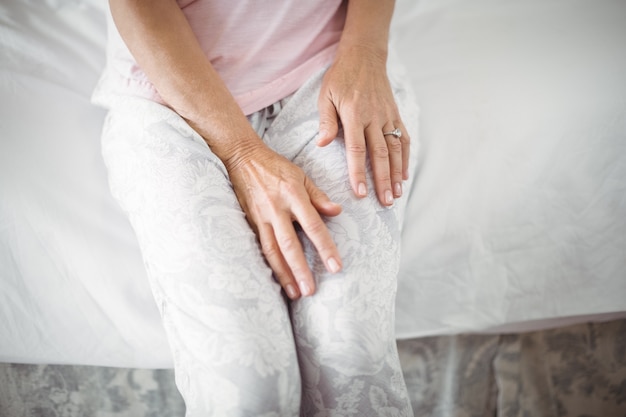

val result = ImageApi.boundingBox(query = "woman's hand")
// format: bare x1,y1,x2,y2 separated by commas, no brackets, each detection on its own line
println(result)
111,0,343,299
316,0,408,207
317,44,410,207
225,144,343,300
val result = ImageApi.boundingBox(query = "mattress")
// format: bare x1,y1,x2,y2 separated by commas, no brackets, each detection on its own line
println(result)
1,0,625,368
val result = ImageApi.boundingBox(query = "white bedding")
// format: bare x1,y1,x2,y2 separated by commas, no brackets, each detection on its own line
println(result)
1,0,625,368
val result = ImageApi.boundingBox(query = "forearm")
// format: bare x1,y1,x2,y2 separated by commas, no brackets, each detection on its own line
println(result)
338,0,395,61
109,0,262,167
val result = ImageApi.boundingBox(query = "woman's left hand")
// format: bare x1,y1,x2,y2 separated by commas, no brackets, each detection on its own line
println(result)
317,44,410,207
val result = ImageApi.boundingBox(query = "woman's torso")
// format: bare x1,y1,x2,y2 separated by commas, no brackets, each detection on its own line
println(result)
99,0,346,115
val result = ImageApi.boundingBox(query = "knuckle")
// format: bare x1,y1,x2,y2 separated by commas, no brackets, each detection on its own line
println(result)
281,181,298,196
352,167,367,178
319,119,332,128
303,218,327,236
290,265,308,278
391,167,403,179
376,174,392,184
261,240,280,259
387,139,402,152
277,234,298,252
308,187,324,200
372,144,389,159
342,103,361,119
346,144,367,156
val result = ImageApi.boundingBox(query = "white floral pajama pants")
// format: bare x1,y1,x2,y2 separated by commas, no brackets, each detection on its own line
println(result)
99,65,419,417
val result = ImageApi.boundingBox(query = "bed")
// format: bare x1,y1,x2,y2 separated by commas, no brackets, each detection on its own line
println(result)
1,0,625,415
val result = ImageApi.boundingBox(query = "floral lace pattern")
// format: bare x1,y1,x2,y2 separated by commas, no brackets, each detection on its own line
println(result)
98,66,419,416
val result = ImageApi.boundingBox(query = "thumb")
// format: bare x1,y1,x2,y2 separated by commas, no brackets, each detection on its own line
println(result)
304,176,342,217
317,96,339,147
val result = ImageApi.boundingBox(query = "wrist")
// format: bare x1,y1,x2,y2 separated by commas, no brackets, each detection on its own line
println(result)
336,42,388,67
215,137,267,174
187,113,265,172
339,0,393,61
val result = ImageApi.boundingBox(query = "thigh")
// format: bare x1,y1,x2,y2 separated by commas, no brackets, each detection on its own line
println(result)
265,62,419,337
101,98,301,416
294,128,413,417
264,65,418,416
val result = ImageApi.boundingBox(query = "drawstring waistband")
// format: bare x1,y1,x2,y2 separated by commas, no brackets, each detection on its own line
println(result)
247,95,292,138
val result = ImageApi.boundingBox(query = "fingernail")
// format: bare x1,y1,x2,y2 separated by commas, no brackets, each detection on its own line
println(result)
385,190,394,205
299,281,312,296
327,257,341,273
285,284,299,299
394,182,402,197
358,182,367,197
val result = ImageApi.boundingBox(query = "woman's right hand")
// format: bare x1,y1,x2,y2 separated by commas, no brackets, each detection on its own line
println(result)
109,0,341,299
225,143,343,300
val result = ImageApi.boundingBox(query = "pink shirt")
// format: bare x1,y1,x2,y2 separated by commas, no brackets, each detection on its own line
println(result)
100,0,346,115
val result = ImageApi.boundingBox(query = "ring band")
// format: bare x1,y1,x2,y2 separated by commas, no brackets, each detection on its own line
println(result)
383,128,402,139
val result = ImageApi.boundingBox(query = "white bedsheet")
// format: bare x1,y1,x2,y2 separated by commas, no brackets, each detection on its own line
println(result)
1,0,625,368
392,0,626,337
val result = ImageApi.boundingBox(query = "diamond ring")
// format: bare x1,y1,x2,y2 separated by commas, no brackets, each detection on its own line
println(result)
383,128,402,139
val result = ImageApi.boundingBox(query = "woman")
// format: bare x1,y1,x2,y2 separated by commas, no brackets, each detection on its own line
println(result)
93,0,419,415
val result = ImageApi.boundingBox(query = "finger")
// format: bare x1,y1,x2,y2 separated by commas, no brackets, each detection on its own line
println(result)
305,176,342,217
396,119,411,180
317,94,339,147
342,117,368,198
272,213,316,296
257,223,301,300
383,121,404,198
365,124,393,206
293,185,343,275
